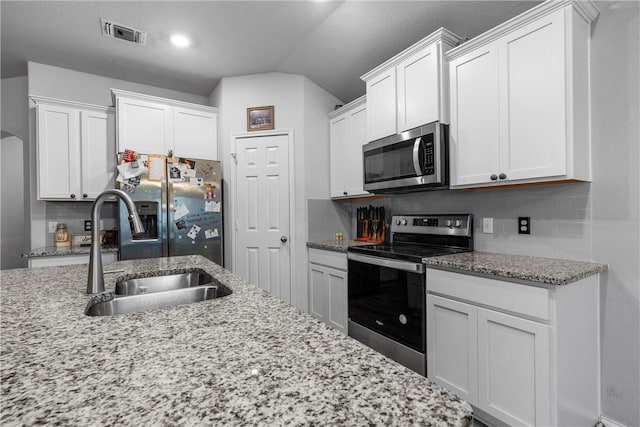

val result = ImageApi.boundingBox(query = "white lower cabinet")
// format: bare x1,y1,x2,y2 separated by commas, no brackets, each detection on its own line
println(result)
308,248,348,334
427,268,599,427
28,252,117,268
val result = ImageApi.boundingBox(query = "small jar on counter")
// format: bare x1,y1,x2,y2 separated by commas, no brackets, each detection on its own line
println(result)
54,223,70,248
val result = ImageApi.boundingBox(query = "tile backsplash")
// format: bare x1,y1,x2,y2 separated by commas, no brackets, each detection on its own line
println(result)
43,201,118,246
325,182,594,262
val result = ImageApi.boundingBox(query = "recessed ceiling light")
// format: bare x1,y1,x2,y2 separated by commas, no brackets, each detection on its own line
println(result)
170,34,190,48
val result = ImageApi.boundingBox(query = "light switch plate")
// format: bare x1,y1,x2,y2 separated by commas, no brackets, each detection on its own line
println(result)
482,218,493,234
48,222,57,233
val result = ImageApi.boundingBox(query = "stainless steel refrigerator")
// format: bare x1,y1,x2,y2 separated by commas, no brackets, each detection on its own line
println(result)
117,154,223,265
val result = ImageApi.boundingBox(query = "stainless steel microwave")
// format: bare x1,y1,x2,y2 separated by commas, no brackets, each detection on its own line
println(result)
362,122,448,193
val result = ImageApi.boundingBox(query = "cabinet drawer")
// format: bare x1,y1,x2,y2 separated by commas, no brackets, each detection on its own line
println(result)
308,248,347,271
427,268,550,321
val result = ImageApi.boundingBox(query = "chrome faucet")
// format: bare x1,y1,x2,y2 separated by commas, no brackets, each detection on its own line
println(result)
87,189,144,294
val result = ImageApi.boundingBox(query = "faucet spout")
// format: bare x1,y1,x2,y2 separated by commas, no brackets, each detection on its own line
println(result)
87,189,144,294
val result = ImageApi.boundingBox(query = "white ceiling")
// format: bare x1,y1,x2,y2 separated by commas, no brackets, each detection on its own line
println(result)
1,0,541,103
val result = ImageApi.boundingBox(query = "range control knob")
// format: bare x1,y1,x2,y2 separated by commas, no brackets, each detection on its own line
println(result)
455,219,463,228
446,219,453,228
396,219,401,225
400,219,408,226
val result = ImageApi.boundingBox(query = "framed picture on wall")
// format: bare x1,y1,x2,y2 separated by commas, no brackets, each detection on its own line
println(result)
247,105,274,131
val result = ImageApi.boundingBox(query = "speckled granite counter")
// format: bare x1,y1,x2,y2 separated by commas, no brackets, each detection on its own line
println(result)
0,255,472,426
22,245,118,258
307,240,375,253
423,251,607,285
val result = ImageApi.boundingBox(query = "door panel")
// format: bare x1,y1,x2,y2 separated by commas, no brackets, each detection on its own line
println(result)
397,44,439,132
427,294,478,403
366,68,397,141
477,308,550,426
81,110,115,199
449,44,501,186
499,9,566,181
236,134,291,303
37,104,80,199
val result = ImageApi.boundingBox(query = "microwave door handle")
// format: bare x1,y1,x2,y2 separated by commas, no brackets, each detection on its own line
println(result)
412,137,422,176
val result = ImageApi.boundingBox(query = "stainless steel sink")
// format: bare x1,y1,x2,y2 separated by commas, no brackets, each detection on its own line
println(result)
115,269,214,295
86,269,233,316
85,285,221,316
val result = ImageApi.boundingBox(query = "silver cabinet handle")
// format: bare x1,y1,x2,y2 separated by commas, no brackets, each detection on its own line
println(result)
280,236,288,243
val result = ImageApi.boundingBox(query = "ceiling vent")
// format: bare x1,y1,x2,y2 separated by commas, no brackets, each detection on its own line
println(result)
101,18,147,45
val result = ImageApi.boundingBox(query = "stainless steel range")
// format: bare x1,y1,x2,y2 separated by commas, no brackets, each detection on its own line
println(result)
347,214,473,375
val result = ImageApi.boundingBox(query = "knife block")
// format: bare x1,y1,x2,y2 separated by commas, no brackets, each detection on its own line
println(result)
356,205,386,243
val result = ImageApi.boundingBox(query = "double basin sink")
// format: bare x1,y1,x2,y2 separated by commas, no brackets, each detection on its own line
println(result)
85,269,232,316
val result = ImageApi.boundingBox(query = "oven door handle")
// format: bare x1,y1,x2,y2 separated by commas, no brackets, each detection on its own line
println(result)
412,136,423,177
348,252,424,274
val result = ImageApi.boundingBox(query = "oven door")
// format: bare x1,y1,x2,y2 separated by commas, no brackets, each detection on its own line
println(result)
347,253,425,352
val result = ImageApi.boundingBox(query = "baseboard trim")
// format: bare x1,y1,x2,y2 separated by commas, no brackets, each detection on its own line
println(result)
600,415,628,427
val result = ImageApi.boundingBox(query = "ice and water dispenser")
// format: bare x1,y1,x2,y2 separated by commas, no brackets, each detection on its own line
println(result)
130,201,158,240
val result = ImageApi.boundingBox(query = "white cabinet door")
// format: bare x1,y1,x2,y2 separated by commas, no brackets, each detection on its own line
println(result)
173,106,218,160
366,68,397,142
329,114,350,198
397,43,439,132
81,110,116,199
427,294,478,403
116,96,172,155
309,263,327,323
346,104,368,196
477,308,551,427
326,266,348,333
308,263,348,334
36,104,81,199
498,8,566,182
308,249,348,334
449,43,501,186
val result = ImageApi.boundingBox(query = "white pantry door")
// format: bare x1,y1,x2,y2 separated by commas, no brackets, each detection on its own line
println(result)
235,133,291,303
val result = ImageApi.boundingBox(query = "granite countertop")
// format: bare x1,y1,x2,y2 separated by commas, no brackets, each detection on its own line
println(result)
424,251,608,285
0,255,472,426
22,245,118,258
306,239,376,253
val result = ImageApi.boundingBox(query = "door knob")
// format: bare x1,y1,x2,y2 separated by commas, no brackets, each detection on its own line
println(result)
280,236,288,243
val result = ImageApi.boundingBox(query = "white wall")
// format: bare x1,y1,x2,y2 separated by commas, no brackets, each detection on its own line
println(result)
26,62,210,249
209,72,341,311
27,62,208,106
590,2,639,425
0,76,30,269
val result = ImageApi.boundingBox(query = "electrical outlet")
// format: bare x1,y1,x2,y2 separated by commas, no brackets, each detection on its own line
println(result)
84,220,92,231
48,222,57,233
482,218,493,234
518,217,531,234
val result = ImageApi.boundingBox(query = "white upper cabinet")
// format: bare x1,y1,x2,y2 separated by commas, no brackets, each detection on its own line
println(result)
173,107,218,160
447,0,599,188
114,95,173,155
361,28,462,142
80,109,116,199
33,96,115,201
328,96,369,199
112,89,219,160
364,68,397,142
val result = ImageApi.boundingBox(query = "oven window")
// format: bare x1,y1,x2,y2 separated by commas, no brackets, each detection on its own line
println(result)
348,260,425,352
364,139,418,183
